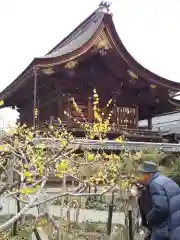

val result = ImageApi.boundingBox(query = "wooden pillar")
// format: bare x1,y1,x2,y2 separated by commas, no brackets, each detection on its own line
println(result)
148,117,152,130
135,106,139,129
67,93,71,123
57,96,63,120
88,97,93,122
33,67,38,136
37,97,40,126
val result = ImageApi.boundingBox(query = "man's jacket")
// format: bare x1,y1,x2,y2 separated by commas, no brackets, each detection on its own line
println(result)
138,185,152,239
147,173,180,240
138,185,152,229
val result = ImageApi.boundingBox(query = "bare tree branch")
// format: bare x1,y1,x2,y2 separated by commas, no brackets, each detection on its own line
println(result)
30,184,116,207
0,178,47,231
0,181,19,195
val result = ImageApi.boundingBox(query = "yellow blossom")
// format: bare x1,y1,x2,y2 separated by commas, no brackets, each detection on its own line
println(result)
115,136,123,143
87,153,94,161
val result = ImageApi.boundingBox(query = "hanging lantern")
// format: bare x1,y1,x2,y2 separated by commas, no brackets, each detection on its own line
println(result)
42,67,54,75
64,60,77,69
0,100,4,106
150,84,156,89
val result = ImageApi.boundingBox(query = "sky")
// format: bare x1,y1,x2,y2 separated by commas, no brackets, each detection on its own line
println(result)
0,0,179,126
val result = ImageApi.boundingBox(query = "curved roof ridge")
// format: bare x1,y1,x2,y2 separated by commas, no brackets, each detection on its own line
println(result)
44,11,104,59
46,6,106,56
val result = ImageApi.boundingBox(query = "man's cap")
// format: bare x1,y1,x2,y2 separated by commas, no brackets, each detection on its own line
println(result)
138,161,158,173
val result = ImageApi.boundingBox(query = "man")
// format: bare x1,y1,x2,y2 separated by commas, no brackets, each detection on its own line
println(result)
137,161,180,240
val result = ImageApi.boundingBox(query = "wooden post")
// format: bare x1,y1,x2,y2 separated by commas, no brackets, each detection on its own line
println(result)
33,67,38,136
148,117,152,130
107,192,114,236
57,96,63,120
67,93,71,125
135,105,139,128
88,185,91,201
94,185,97,200
37,97,40,127
128,210,133,240
88,97,93,122
32,228,42,240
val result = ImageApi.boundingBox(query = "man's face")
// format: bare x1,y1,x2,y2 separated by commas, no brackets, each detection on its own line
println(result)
138,172,152,184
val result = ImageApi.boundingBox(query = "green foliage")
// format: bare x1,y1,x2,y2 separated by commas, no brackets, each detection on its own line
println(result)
163,155,180,185
52,197,79,207
86,199,122,211
139,150,165,165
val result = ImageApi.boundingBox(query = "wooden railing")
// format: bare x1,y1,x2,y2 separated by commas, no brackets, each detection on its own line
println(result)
39,120,166,142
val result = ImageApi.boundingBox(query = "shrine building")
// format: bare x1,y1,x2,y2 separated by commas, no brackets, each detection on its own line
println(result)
1,2,180,142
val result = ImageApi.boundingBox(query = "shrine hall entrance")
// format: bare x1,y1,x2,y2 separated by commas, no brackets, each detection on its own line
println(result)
113,106,138,129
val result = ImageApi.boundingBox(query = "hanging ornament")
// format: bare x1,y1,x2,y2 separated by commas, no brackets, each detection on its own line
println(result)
42,67,54,75
64,60,77,69
127,70,138,80
150,84,156,89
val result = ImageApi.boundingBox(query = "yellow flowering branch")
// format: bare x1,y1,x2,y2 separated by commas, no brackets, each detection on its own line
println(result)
71,97,87,122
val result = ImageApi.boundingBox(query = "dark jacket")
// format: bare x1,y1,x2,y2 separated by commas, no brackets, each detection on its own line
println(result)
147,172,180,240
138,185,152,228
138,185,152,239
